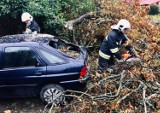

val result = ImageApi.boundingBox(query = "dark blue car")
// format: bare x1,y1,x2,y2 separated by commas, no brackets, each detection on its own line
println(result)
0,34,90,104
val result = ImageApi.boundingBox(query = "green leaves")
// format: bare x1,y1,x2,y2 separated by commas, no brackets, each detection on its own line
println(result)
0,0,95,35
25,0,95,34
0,0,28,17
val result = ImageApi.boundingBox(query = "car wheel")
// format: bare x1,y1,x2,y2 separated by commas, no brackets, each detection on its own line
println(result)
40,84,65,105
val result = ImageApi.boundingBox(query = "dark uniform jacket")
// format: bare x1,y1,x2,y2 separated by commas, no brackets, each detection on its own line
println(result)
26,20,40,33
99,29,128,60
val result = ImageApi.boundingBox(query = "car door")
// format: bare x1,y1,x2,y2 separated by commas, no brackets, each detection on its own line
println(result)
0,46,46,98
36,47,81,82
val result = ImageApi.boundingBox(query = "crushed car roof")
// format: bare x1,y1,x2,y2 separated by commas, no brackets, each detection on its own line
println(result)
0,34,55,43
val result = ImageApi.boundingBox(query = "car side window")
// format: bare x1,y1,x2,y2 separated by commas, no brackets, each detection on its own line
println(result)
39,49,65,64
3,47,38,68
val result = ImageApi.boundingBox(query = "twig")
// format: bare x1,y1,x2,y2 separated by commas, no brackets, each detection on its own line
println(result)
66,89,93,99
94,70,126,99
143,84,147,113
116,82,142,103
99,74,121,85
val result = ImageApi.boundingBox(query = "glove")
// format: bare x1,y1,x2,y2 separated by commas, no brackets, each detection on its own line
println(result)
114,51,122,60
24,28,32,34
32,31,38,35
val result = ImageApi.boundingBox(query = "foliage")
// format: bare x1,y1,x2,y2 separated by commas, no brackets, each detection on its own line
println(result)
64,0,160,77
0,0,95,36
28,0,95,35
48,0,160,113
62,0,160,47
149,4,159,15
0,0,28,17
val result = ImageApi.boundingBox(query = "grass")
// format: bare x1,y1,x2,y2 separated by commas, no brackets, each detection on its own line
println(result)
149,14,160,20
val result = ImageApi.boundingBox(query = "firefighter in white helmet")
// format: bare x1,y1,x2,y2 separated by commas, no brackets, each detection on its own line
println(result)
21,12,40,34
97,19,136,73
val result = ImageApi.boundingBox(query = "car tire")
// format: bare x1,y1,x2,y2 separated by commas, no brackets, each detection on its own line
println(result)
40,84,65,105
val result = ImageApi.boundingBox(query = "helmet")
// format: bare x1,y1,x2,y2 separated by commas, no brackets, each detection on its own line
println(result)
21,12,33,22
111,19,131,31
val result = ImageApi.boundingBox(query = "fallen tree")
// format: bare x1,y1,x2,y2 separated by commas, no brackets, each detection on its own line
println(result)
43,0,160,113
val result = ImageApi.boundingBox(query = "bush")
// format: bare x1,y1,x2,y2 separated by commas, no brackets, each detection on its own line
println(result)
149,4,159,15
0,0,95,36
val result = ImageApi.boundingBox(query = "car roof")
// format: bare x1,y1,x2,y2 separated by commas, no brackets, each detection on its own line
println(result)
0,41,40,47
0,34,55,43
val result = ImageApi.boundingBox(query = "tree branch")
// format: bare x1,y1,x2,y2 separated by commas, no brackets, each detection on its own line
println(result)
64,12,95,30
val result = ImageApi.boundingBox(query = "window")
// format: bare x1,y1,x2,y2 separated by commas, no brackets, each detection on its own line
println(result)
3,47,38,68
39,49,64,64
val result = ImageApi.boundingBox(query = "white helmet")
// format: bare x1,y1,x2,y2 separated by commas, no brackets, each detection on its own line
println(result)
111,19,131,32
21,12,33,22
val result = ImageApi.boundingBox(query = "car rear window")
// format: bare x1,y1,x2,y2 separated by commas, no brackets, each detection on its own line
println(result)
38,49,65,65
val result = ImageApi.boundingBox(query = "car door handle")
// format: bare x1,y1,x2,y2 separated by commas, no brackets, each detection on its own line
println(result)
35,71,42,76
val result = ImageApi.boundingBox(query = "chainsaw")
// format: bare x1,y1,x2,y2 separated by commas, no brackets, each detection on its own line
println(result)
122,53,140,63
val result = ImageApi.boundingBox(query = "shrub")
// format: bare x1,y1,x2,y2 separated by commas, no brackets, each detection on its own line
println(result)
0,0,95,36
149,4,159,15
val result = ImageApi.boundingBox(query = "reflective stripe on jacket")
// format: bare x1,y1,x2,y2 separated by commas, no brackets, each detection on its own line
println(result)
99,50,110,59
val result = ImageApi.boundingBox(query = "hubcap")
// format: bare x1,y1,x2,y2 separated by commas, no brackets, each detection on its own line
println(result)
43,88,63,104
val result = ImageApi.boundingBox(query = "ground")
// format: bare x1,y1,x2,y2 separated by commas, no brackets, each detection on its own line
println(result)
0,98,45,113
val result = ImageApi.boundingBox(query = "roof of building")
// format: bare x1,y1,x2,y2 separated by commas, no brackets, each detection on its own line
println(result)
140,0,160,5
122,0,160,5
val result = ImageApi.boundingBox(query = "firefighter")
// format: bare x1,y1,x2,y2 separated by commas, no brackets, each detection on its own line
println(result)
21,12,40,34
97,19,136,73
